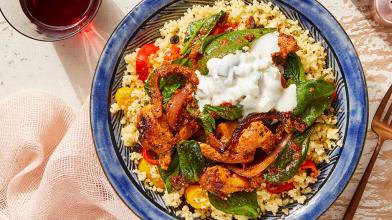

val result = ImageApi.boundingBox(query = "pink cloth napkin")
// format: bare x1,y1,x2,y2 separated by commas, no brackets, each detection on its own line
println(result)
0,92,137,219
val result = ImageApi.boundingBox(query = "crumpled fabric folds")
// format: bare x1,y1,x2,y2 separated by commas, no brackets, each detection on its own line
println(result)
0,92,137,220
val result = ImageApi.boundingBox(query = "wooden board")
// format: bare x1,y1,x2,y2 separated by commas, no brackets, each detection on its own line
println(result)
319,0,392,219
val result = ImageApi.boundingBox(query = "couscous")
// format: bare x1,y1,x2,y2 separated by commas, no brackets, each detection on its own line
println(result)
110,1,340,219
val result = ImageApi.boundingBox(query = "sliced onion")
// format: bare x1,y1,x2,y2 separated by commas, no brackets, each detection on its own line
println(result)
166,83,194,130
150,64,199,118
227,133,293,178
223,112,305,152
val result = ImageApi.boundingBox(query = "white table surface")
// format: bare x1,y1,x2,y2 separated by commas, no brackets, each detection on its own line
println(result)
0,0,140,110
1,0,392,219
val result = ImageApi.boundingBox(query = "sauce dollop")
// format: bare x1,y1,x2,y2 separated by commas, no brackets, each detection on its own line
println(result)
196,32,297,116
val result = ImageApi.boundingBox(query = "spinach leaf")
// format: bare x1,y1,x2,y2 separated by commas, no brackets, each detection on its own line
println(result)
160,141,206,191
200,34,223,53
282,53,335,126
294,79,335,126
264,128,313,184
160,75,184,104
181,11,225,56
171,57,193,68
283,53,306,84
198,28,276,75
199,104,243,135
159,151,179,193
203,104,243,120
177,140,205,182
144,76,151,96
144,74,185,104
208,191,261,218
199,111,216,135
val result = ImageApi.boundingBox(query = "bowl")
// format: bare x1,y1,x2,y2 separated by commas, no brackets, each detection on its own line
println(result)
91,0,368,219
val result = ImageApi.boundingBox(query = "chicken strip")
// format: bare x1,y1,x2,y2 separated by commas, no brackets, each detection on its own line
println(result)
200,165,252,198
137,105,174,169
200,121,274,164
170,119,200,145
272,33,300,65
215,121,238,143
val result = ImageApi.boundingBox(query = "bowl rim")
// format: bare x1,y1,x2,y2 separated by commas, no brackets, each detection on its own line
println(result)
90,0,368,219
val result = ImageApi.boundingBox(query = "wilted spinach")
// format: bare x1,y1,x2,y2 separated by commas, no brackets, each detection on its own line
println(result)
283,53,306,84
144,74,185,104
264,128,313,184
159,151,179,193
198,28,276,75
199,104,243,134
294,79,335,126
199,111,216,135
177,140,205,182
283,53,335,126
203,104,243,120
181,11,226,56
208,191,261,218
159,141,205,191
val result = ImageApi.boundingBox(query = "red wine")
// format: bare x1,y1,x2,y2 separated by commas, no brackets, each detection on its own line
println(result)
21,0,92,27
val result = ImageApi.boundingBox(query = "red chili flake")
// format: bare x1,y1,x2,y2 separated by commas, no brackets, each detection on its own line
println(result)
332,91,337,102
245,33,255,41
220,39,229,45
266,182,295,194
200,28,207,35
289,142,301,151
293,152,301,159
270,167,278,174
221,102,233,107
246,16,256,28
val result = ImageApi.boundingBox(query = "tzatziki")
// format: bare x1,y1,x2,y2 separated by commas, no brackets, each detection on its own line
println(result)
195,31,297,116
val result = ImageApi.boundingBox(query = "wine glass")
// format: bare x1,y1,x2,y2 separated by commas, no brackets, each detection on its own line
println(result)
0,0,102,41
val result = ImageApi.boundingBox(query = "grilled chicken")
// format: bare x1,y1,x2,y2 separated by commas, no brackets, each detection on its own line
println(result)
137,105,174,169
272,33,300,65
171,120,200,144
200,165,252,198
200,121,274,164
137,64,201,170
215,121,238,143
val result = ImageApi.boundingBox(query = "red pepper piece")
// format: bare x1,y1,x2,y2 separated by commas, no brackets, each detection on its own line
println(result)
163,45,180,64
266,182,295,194
300,160,319,177
211,21,237,35
211,25,225,35
332,91,337,102
142,147,159,165
136,44,159,82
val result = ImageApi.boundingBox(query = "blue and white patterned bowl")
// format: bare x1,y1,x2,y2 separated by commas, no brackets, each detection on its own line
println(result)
90,0,368,219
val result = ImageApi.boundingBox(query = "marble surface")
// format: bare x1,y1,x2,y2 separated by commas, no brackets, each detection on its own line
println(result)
1,0,391,219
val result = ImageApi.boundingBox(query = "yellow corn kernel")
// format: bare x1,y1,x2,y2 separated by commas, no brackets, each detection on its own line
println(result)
138,158,151,174
115,87,134,109
138,159,165,189
185,185,209,209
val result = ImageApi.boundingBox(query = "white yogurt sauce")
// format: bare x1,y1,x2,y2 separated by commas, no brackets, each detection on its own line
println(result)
196,32,297,116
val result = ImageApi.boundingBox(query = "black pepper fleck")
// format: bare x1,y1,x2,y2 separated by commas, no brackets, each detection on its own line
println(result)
170,35,179,44
132,143,142,152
